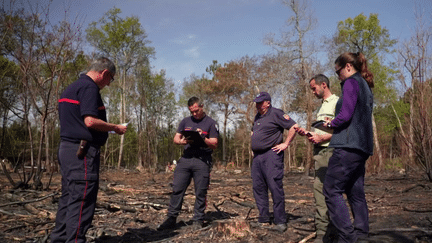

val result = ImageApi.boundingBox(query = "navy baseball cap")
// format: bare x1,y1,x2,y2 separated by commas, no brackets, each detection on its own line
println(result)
253,92,271,103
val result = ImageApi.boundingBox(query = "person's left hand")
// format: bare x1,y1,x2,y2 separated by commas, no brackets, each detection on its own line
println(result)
272,143,288,154
196,128,206,139
307,132,322,144
323,117,332,128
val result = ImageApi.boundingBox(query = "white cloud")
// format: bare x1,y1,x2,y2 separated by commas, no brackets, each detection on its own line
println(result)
184,46,200,58
171,34,198,45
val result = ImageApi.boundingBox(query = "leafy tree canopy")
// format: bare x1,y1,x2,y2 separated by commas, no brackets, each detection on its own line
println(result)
336,13,397,59
86,7,155,69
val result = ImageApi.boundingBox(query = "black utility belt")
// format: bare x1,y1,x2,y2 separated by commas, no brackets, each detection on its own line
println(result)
313,145,327,149
62,139,101,149
182,153,212,158
62,140,100,159
252,148,272,154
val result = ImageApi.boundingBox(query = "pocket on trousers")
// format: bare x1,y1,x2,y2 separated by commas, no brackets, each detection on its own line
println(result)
326,149,346,179
70,172,98,201
273,161,284,181
85,146,99,160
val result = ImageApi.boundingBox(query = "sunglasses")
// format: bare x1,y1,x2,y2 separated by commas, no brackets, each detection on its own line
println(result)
108,71,115,83
335,66,344,76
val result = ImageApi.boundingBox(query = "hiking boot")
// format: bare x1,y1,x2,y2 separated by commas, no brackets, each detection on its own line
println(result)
157,216,176,231
273,223,287,232
314,234,325,243
192,220,204,230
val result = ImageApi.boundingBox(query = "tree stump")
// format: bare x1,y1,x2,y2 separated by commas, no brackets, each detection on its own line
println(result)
212,218,250,239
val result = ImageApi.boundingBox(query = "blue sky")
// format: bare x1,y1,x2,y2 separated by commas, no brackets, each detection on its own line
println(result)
34,0,432,89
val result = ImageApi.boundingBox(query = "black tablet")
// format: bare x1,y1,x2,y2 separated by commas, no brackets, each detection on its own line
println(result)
181,130,206,147
312,120,325,128
311,120,333,132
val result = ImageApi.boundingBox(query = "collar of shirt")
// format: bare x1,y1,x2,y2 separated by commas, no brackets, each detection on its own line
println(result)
323,94,338,103
191,113,207,122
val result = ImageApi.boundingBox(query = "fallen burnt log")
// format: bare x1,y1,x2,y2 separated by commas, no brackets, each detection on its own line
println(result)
2,192,57,219
97,201,139,213
0,192,57,208
401,183,430,193
403,206,432,213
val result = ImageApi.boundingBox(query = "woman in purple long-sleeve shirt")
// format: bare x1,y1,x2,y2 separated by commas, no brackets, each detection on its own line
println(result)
323,52,374,243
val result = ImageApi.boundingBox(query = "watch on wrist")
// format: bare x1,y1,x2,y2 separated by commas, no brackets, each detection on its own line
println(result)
327,123,332,128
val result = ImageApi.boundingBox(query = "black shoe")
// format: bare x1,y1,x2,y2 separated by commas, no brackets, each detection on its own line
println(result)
157,217,176,231
192,220,204,230
273,223,287,232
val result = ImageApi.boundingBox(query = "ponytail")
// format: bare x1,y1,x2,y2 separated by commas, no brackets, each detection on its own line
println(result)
335,52,374,88
356,53,374,88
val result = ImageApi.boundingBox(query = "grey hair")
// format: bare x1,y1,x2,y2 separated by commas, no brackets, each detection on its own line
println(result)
88,57,116,75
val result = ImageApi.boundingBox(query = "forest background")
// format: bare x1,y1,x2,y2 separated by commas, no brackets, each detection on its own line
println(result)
1,0,432,189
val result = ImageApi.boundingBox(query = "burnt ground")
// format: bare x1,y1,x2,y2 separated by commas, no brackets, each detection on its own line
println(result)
1,167,432,243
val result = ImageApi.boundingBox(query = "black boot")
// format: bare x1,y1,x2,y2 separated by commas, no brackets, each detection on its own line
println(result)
157,216,177,231
192,220,204,230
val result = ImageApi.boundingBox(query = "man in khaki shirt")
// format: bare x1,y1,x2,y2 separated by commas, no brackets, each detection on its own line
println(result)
297,74,338,243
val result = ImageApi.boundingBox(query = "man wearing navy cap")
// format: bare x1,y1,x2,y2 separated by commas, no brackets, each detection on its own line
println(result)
51,57,127,243
251,92,298,232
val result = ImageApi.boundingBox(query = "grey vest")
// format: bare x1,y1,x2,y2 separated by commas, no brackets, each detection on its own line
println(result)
329,72,374,155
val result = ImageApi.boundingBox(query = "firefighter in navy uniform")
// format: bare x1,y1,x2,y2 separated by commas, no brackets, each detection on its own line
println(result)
157,97,219,231
251,92,298,233
51,57,127,243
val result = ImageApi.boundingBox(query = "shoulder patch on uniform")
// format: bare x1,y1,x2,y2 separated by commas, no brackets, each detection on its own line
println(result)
283,114,290,120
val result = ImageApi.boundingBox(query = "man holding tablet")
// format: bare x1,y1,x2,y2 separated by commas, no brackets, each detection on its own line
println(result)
157,97,219,231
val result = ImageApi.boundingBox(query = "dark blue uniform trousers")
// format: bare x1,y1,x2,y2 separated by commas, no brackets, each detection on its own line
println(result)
323,148,369,243
51,140,100,243
167,157,210,221
252,149,286,225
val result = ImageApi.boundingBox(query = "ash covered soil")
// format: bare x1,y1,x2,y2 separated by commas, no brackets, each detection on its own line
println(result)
1,168,432,242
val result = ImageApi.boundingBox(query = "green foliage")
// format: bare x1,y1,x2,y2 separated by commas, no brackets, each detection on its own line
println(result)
0,55,20,113
336,13,397,59
57,52,89,89
134,68,178,169
0,121,39,166
86,7,158,169
335,13,399,106
182,74,215,106
369,56,398,105
119,123,139,168
86,7,154,66
384,157,405,170
1,121,26,159
206,60,222,76
375,99,409,133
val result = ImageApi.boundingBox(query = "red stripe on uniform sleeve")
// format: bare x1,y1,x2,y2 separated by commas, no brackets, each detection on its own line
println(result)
98,106,105,110
58,98,80,105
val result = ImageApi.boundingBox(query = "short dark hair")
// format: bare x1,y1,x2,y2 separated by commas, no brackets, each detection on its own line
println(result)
310,74,330,89
188,97,203,107
88,57,116,76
